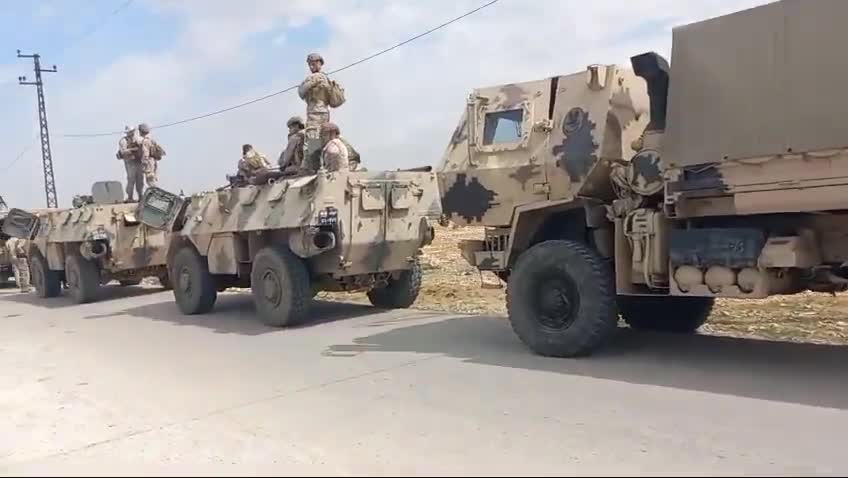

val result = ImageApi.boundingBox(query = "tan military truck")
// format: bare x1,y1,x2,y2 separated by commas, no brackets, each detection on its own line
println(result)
1,181,172,302
438,0,848,357
136,167,440,327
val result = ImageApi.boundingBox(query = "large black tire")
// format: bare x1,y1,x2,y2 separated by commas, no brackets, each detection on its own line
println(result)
171,246,217,315
618,295,715,333
507,240,617,358
65,255,101,304
250,245,311,327
367,259,422,309
119,279,142,287
30,254,61,298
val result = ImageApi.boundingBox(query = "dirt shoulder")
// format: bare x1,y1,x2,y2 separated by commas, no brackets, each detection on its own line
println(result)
320,225,848,346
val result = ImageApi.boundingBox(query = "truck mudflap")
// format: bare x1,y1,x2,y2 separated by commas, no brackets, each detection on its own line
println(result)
1,208,40,239
458,239,506,271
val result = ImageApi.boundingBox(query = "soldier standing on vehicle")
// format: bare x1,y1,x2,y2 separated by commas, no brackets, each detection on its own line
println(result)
138,123,165,189
298,53,346,171
279,116,307,173
320,122,349,172
117,126,143,202
5,237,30,293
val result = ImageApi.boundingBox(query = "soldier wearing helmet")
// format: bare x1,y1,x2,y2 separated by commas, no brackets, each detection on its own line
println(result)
137,122,166,189
279,116,308,174
297,52,334,138
116,125,143,202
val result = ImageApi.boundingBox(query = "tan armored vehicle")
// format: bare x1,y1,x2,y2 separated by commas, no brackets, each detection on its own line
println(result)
0,196,13,285
1,181,172,302
438,0,848,357
137,167,440,327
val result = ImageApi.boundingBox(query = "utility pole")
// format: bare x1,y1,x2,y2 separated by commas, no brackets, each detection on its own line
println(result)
17,50,58,209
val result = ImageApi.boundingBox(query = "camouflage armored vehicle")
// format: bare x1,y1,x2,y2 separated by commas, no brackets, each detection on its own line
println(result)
0,196,12,285
438,0,848,357
137,167,440,327
1,181,172,302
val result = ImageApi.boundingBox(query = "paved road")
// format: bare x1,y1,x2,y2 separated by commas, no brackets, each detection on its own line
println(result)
0,285,846,476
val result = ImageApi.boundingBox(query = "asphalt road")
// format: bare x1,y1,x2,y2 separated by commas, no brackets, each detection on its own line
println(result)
0,284,846,476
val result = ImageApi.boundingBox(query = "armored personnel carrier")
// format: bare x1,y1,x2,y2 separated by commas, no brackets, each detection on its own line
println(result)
137,167,440,327
438,0,848,357
0,196,12,285
1,181,172,302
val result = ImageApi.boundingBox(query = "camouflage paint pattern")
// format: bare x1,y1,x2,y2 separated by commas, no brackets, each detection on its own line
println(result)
151,169,441,282
2,185,170,282
437,66,649,227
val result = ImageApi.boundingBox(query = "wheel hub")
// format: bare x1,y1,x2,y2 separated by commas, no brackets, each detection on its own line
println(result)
179,267,192,293
536,277,579,330
261,270,281,306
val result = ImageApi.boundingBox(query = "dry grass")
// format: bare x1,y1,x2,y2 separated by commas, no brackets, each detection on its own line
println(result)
321,225,848,346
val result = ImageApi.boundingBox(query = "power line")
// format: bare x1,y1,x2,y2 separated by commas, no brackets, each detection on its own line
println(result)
2,139,38,174
3,0,135,173
62,0,501,138
55,0,135,59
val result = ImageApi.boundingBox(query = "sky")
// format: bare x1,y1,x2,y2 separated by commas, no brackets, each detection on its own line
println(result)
0,0,772,208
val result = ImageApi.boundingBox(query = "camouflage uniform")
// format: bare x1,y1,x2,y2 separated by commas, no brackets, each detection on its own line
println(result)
239,147,271,180
322,138,350,172
117,128,143,201
138,123,163,188
5,237,30,292
298,53,332,141
279,116,307,173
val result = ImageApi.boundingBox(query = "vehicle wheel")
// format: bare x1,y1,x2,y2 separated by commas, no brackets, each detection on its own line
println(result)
65,255,101,304
158,272,172,290
119,279,142,287
30,254,61,298
367,258,422,309
171,246,217,315
250,245,310,327
506,240,617,358
618,295,714,333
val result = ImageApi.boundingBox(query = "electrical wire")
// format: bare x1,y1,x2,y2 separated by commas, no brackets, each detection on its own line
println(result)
61,0,501,138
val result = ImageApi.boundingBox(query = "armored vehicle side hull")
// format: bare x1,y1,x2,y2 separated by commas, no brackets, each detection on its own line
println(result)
140,169,440,327
438,0,848,358
2,200,172,303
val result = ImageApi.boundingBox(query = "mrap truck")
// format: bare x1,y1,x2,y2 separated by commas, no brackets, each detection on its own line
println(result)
437,0,848,357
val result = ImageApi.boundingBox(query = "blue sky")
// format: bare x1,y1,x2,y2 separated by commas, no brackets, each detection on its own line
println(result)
1,0,770,208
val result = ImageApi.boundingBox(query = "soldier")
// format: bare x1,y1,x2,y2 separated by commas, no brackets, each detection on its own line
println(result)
238,144,271,181
117,126,143,202
5,237,30,293
319,122,349,172
279,116,307,173
138,123,166,189
298,53,332,140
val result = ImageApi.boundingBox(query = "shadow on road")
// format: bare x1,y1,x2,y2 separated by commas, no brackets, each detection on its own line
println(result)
325,315,848,410
0,284,164,309
83,292,381,336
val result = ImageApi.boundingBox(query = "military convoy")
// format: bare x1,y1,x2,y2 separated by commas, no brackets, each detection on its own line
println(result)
437,0,848,357
1,181,172,303
136,168,440,326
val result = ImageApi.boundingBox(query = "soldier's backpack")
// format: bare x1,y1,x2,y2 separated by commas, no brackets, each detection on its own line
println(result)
327,78,346,108
340,137,360,164
149,139,167,161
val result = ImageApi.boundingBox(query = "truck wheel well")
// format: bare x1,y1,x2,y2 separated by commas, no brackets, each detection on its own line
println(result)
530,208,590,247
